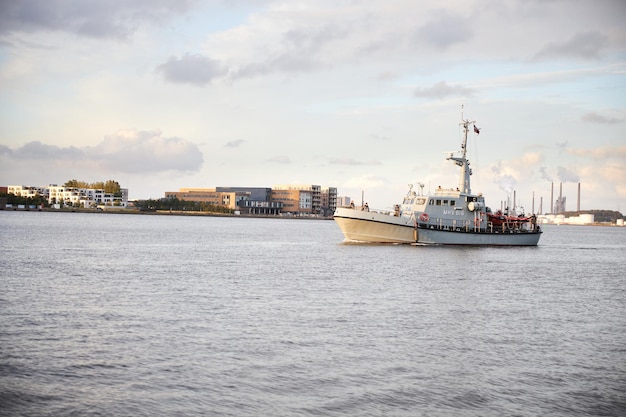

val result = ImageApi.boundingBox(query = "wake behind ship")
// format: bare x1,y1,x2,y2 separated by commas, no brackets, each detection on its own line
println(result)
333,110,542,246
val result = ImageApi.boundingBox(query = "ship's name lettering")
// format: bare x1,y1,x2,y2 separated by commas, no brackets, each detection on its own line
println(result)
443,210,465,216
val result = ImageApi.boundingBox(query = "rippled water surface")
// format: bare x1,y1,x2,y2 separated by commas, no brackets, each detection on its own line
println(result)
1,211,625,416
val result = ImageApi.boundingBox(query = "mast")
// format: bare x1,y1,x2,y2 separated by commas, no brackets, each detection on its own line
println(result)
447,105,475,194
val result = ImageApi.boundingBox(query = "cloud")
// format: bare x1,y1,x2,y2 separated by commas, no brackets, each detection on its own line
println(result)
490,151,543,193
521,152,542,166
369,134,391,141
177,2,622,85
539,166,553,182
413,81,474,99
415,10,473,49
329,158,382,166
229,22,351,79
266,155,292,164
474,64,626,90
2,129,203,174
12,141,85,159
557,166,580,183
568,145,626,160
343,174,388,189
157,54,228,86
491,162,517,194
91,129,203,172
533,31,608,61
225,139,246,148
555,140,568,152
581,112,622,124
0,0,195,40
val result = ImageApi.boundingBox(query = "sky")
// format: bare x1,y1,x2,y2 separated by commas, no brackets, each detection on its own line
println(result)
1,0,625,213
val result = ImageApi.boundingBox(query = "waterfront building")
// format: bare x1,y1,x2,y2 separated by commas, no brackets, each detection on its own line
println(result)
321,187,338,217
336,196,352,207
7,184,128,207
272,184,325,215
270,187,312,215
216,187,283,215
164,188,242,210
8,185,49,199
166,184,337,216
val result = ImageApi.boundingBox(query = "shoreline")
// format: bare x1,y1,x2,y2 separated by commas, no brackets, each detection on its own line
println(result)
0,206,334,220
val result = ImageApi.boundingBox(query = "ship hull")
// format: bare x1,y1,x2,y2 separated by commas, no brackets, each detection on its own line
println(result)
334,208,541,246
415,226,541,246
333,208,416,243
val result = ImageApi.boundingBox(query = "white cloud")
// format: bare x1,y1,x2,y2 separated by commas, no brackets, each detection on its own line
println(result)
1,129,203,174
414,81,474,99
157,54,228,86
225,139,246,148
581,112,622,124
414,9,473,49
266,155,292,164
0,0,196,40
557,166,580,183
532,32,608,62
568,145,626,160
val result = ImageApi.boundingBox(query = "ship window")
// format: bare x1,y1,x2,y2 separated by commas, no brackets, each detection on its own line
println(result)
429,199,434,205
450,200,456,207
443,200,448,205
436,199,442,206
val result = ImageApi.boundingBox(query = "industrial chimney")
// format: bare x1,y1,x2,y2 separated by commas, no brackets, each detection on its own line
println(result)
550,182,554,214
577,182,581,212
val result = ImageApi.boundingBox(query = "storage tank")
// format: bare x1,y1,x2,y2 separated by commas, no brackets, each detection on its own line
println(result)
579,214,594,224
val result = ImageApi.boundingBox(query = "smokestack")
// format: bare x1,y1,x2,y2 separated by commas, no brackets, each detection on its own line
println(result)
513,190,516,214
559,183,563,213
550,182,554,214
532,191,535,214
577,182,581,212
539,197,543,215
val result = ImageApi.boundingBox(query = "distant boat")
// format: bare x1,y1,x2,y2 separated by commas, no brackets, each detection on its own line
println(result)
334,109,543,246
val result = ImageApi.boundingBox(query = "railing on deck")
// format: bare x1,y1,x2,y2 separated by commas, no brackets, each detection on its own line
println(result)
419,217,538,234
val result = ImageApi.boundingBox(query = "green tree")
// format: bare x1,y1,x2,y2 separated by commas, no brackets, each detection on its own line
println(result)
104,180,121,194
63,179,122,193
64,179,89,188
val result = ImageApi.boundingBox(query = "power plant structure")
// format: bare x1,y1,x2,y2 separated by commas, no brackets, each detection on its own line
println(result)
499,182,581,216
549,181,582,214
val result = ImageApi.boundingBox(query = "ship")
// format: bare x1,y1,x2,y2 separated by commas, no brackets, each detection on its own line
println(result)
333,110,543,246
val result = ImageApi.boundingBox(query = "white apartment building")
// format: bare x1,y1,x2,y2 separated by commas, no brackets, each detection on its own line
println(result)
7,185,48,199
8,185,128,208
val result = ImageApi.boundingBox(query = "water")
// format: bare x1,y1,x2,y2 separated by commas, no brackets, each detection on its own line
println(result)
1,211,625,416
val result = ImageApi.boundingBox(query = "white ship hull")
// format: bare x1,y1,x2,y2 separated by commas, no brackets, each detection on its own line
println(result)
333,208,416,243
334,208,542,246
